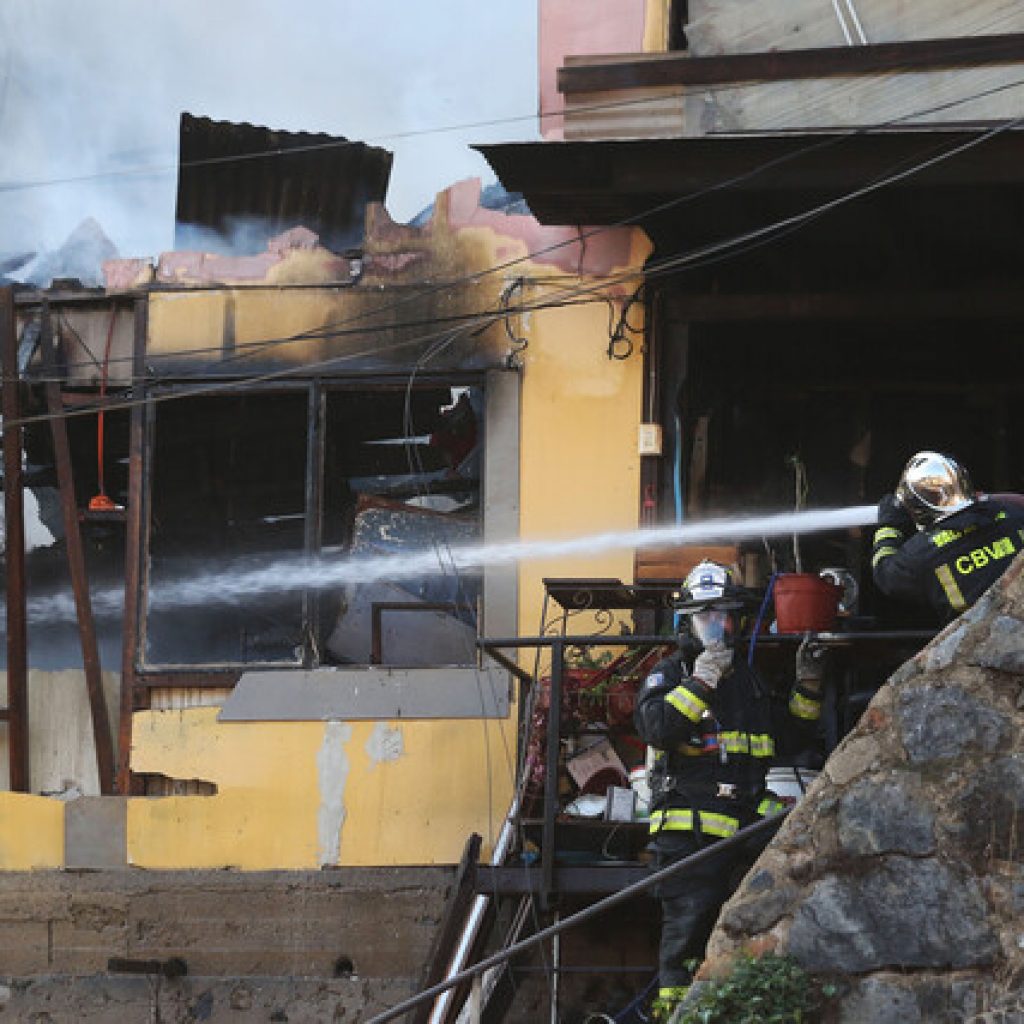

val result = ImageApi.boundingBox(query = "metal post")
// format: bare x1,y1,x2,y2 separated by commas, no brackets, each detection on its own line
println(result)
1,285,28,791
549,910,560,1024
40,303,115,793
541,637,564,910
302,380,324,668
116,298,147,795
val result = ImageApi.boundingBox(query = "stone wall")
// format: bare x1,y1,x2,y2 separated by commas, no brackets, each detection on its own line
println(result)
0,867,452,1023
703,556,1024,1023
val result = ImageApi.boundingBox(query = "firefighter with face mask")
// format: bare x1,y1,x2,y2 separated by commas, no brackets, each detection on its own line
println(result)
634,561,824,1017
873,451,1024,621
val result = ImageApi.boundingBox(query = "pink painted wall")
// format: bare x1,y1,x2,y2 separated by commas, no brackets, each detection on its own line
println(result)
539,0,648,139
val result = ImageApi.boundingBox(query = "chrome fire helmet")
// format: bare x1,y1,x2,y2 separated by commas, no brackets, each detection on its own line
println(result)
674,560,746,648
895,451,976,528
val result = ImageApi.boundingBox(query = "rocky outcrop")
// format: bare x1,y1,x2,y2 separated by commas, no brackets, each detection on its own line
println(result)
705,556,1024,1023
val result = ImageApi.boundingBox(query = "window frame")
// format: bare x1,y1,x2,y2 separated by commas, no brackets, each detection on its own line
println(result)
136,372,491,676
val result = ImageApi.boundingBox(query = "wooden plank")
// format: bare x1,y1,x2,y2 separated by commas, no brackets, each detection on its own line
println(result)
636,544,739,583
1,286,29,791
133,671,241,689
559,31,1024,94
117,299,147,795
40,304,115,794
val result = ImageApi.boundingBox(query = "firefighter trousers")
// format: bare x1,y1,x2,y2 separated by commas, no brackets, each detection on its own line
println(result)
654,831,734,989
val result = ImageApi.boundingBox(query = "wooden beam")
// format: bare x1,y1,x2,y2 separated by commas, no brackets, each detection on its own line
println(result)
1,285,29,791
132,671,241,690
559,31,1024,94
39,304,116,794
117,299,147,796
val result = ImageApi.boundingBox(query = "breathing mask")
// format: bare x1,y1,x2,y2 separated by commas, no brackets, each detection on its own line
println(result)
689,607,734,649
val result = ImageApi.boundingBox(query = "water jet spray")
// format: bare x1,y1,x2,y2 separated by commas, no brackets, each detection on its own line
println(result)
27,504,878,623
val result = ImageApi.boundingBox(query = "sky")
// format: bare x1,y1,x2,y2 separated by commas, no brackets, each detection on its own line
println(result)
0,0,539,260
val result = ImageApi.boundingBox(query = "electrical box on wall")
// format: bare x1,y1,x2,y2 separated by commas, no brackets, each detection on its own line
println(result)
638,422,663,456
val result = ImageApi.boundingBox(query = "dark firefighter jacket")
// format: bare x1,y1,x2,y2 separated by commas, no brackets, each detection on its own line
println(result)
872,497,1024,621
634,651,822,840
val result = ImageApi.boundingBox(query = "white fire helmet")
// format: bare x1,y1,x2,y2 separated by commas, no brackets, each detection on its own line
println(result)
674,560,745,647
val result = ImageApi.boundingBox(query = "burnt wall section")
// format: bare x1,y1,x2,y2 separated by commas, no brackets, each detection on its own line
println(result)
0,866,450,1022
701,554,1024,1022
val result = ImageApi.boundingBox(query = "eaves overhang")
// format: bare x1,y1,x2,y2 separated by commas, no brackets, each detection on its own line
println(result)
476,127,1024,229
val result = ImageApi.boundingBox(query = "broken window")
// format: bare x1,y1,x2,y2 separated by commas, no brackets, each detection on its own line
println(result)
141,381,483,669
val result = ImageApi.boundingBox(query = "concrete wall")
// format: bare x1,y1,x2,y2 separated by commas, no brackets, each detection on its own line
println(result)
0,867,451,1023
686,1,1024,134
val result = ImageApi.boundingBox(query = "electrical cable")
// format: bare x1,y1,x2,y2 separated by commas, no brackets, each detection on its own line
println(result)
13,70,1024,393
8,90,1024,433
14,72,1024,397
397,331,553,1015
1,31,1020,197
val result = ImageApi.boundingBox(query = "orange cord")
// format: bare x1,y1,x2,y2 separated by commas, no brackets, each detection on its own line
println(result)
87,310,118,512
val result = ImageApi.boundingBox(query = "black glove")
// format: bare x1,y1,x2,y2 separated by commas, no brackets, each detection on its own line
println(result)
876,493,914,534
795,633,826,687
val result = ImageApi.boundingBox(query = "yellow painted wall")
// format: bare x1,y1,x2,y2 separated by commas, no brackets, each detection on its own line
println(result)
120,221,652,870
0,220,651,872
0,793,64,869
517,256,650,642
128,708,516,869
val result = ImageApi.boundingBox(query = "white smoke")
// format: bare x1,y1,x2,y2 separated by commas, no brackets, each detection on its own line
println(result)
0,1,537,262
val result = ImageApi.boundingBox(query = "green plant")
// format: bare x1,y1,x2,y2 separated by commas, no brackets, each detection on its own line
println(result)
673,954,836,1024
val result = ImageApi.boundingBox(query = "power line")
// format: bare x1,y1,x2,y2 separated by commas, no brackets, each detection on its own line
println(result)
2,35,1022,196
7,86,1024,427
16,72,1024,388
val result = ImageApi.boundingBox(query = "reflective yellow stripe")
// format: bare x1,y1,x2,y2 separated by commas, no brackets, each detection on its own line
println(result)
874,526,903,542
648,808,739,837
719,730,750,754
935,563,967,611
697,812,739,837
872,545,898,568
658,986,690,1002
790,690,821,721
665,684,707,723
931,528,962,548
718,731,775,757
757,797,786,816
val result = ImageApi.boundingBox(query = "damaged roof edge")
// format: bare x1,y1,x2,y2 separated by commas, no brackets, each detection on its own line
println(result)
175,113,393,255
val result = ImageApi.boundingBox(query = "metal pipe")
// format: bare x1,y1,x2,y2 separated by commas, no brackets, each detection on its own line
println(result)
843,0,869,44
366,811,790,1024
1,285,28,791
427,794,521,1024
541,638,564,909
830,0,854,46
550,911,560,1024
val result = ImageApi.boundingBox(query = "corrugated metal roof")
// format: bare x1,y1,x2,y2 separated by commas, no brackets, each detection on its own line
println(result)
174,113,392,254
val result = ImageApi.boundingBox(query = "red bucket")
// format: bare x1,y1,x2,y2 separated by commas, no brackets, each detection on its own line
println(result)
773,573,842,633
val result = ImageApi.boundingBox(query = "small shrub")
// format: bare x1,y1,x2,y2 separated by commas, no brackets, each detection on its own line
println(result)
673,953,836,1024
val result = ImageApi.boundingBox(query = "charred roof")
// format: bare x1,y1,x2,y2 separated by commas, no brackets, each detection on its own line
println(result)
174,113,393,255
